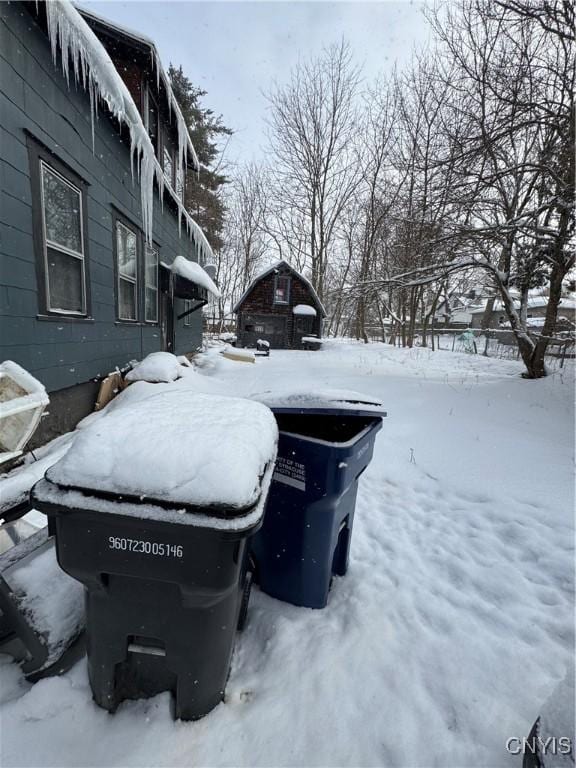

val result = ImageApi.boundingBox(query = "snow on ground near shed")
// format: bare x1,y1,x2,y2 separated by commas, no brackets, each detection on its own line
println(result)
0,340,573,767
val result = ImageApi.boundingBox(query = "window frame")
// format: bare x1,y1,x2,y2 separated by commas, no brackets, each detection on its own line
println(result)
162,130,176,190
26,133,91,319
183,299,193,327
113,213,140,323
273,275,291,305
144,242,159,324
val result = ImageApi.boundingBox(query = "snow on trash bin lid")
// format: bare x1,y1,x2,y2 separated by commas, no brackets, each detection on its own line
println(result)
45,392,278,513
251,388,386,418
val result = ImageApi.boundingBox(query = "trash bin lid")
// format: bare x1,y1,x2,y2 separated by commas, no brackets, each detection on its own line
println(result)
251,388,387,419
44,391,278,518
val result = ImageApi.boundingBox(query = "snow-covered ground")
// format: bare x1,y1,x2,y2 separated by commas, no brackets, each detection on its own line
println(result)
1,340,573,767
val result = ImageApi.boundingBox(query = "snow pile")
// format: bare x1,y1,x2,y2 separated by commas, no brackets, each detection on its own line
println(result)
221,347,256,363
46,391,278,510
292,305,317,316
43,1,213,263
256,339,270,348
8,543,84,669
0,435,72,514
169,256,221,298
125,352,183,384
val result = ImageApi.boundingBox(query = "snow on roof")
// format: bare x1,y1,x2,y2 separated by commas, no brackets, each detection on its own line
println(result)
45,391,278,512
43,1,213,263
77,5,199,171
468,295,576,314
232,261,327,316
293,305,317,317
451,310,473,323
169,256,221,298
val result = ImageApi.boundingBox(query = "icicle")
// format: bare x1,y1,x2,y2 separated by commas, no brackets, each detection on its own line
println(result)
129,131,136,184
41,1,211,258
89,78,95,151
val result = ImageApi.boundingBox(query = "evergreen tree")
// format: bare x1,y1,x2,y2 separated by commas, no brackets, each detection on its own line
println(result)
168,64,232,253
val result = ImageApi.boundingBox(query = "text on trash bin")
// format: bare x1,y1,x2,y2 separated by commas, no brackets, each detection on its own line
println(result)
108,537,183,558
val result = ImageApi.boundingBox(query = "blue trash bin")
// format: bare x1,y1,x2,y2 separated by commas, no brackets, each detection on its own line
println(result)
250,392,386,608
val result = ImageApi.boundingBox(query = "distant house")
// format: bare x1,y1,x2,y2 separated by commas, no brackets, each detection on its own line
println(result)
233,261,326,349
430,293,473,326
0,2,215,446
468,293,576,330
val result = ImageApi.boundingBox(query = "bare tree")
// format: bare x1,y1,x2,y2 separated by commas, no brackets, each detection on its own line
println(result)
265,40,361,300
428,0,575,377
230,162,269,290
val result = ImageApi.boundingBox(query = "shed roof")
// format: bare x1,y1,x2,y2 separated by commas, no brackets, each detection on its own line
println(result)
232,261,327,316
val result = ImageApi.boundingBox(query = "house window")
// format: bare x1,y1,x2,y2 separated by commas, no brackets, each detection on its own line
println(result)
163,147,173,186
39,162,87,314
245,323,264,333
144,244,158,323
163,137,175,188
274,275,291,304
116,221,138,320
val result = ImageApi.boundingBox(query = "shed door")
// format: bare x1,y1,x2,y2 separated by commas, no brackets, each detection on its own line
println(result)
292,315,314,346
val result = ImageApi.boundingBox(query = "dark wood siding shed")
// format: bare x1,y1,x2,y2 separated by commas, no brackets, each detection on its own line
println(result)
233,261,325,350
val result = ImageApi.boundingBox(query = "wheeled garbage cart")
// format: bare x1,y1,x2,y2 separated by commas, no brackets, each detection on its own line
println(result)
32,391,278,720
250,390,385,609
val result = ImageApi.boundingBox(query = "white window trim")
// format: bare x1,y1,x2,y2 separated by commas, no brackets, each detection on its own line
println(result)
40,160,87,316
116,221,138,321
274,275,291,305
183,299,192,326
145,244,159,324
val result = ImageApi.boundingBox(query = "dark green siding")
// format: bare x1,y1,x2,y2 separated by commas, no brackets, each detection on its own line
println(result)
0,4,203,394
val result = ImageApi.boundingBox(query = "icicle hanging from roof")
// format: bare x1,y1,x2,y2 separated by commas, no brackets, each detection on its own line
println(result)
43,0,212,264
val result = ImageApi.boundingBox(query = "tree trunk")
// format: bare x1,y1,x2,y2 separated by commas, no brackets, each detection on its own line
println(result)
526,264,565,378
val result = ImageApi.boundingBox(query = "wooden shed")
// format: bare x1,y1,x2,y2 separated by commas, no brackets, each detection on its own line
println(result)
233,261,326,350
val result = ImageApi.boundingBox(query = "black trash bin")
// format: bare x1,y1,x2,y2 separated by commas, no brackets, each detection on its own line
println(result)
32,391,277,720
250,390,385,609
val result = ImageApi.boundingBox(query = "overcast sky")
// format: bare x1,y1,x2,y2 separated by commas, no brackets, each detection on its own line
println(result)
79,1,431,167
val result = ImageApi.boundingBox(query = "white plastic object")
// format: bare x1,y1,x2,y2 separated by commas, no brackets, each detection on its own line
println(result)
0,362,49,466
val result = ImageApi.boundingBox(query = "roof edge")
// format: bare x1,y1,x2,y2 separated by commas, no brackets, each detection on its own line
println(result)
232,260,327,316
